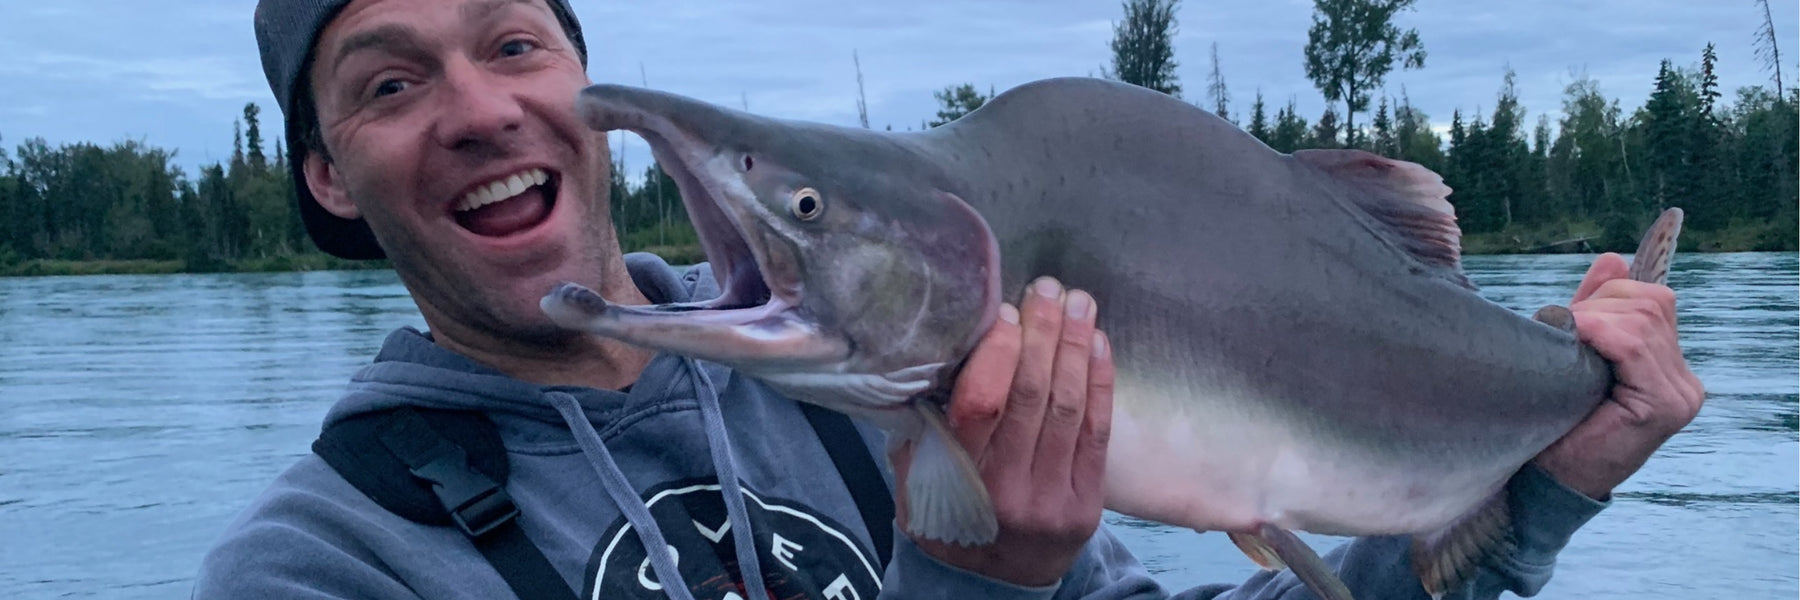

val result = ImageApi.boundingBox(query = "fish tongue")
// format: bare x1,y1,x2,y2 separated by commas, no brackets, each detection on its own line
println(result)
457,188,550,237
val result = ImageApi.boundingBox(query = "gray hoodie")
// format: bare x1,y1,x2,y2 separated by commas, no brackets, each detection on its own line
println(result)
192,252,1608,600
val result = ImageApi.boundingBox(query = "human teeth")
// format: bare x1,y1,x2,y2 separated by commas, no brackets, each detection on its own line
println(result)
457,169,548,212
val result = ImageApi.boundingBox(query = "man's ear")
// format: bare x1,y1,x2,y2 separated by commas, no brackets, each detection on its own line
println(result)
303,151,360,220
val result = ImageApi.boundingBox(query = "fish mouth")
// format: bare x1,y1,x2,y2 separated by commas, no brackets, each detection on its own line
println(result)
540,86,845,367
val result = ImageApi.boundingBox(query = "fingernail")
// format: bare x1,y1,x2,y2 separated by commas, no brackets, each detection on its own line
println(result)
1033,277,1062,299
1066,290,1092,319
999,303,1019,324
1092,332,1107,358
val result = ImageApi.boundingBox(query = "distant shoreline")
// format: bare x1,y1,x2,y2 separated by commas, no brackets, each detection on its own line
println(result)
2,224,1789,278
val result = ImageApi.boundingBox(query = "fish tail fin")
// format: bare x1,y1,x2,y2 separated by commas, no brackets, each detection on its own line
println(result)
1230,524,1356,600
1410,489,1515,600
900,403,998,546
1628,207,1684,286
1532,207,1685,332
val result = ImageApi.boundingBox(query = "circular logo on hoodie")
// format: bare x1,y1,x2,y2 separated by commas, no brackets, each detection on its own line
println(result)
586,480,884,599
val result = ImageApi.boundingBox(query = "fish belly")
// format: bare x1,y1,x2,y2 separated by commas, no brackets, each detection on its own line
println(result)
1100,374,1515,537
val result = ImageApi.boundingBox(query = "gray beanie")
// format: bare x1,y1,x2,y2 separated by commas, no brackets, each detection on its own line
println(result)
252,0,589,260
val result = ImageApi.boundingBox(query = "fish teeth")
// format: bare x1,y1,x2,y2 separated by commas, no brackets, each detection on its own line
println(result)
457,168,549,212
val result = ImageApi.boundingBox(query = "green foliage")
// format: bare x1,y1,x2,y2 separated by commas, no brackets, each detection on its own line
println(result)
927,84,992,128
1302,0,1426,147
1104,0,1183,97
1269,98,1310,153
609,162,699,256
1247,91,1271,145
1308,104,1342,149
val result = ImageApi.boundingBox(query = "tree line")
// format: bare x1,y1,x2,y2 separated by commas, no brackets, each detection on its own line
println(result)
0,104,311,272
926,0,1797,252
2,0,1793,275
0,102,706,272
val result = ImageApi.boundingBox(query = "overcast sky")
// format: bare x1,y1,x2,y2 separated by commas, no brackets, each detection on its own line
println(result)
0,0,1792,179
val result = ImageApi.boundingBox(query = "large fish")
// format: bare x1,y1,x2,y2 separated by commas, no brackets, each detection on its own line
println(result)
540,77,1684,599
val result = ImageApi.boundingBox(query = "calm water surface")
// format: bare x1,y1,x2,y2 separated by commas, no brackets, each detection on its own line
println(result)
1,252,1795,599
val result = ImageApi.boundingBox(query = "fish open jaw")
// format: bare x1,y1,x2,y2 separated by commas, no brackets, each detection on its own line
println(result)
587,113,799,324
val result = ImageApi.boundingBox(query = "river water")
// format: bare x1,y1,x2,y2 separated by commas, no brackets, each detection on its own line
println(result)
1,252,1794,599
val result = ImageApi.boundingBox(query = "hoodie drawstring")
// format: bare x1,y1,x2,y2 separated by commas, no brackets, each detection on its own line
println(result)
545,358,772,600
547,391,695,600
685,358,771,600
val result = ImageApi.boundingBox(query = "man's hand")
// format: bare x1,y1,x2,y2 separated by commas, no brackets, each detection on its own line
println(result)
891,276,1115,587
1534,252,1706,500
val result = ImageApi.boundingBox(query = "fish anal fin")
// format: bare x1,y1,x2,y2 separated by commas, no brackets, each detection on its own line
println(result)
1294,149,1471,290
1411,489,1515,599
900,403,998,546
1236,524,1355,600
1227,531,1286,571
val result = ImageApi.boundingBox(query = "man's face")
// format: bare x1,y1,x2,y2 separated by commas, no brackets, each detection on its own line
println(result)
303,0,619,347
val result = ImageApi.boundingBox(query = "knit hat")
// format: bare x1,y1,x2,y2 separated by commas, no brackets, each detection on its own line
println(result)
252,0,589,259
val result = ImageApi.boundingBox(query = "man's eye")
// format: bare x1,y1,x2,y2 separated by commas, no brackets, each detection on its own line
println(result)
499,39,538,57
372,79,408,98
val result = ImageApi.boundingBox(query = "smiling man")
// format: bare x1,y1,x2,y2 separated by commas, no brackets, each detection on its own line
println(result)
192,0,1706,599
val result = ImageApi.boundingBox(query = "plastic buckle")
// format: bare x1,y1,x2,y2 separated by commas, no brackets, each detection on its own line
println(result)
407,446,520,538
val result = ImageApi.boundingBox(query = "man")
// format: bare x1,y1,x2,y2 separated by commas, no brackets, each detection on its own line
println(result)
194,0,1706,598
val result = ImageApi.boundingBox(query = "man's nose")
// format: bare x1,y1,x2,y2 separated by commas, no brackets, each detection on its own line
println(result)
433,60,525,152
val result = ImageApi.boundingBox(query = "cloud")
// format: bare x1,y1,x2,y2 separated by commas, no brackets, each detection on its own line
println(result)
0,0,1792,179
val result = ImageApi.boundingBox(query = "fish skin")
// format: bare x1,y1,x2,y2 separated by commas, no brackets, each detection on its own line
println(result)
541,76,1683,597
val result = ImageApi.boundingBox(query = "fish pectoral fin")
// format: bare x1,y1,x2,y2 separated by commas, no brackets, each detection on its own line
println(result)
900,403,998,546
1292,149,1473,291
1234,524,1355,600
1410,489,1515,600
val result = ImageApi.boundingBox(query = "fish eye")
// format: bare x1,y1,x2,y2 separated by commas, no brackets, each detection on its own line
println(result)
741,154,754,171
790,188,823,221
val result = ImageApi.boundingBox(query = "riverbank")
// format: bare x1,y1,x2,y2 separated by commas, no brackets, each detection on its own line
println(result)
0,243,710,278
3,223,1789,277
1462,217,1796,255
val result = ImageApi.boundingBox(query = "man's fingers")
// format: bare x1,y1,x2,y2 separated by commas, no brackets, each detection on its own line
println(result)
1031,289,1097,487
1572,253,1630,303
1072,330,1115,509
947,303,1022,458
985,278,1067,473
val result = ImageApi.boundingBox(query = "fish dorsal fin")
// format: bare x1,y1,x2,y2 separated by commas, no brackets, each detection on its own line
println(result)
1294,149,1473,290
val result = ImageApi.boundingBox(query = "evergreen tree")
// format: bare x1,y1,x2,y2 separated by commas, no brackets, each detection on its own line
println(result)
1753,0,1785,93
1370,95,1396,156
927,84,992,127
1104,0,1183,97
1270,98,1310,153
1392,89,1443,172
1247,91,1270,144
1207,42,1231,122
1309,104,1342,149
244,103,267,174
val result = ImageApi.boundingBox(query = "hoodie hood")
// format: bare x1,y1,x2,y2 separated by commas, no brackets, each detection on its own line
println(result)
321,252,726,429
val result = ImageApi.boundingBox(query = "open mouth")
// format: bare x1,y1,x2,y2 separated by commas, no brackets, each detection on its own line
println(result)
453,167,560,238
596,119,798,321
535,85,856,370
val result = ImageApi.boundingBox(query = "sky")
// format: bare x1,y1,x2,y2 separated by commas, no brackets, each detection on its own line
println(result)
0,0,1793,181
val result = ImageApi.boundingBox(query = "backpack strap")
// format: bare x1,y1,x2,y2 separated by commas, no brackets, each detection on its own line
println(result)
313,407,578,600
312,402,898,597
796,402,896,569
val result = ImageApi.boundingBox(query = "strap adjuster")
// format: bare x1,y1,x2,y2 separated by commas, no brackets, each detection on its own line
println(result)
378,409,521,538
